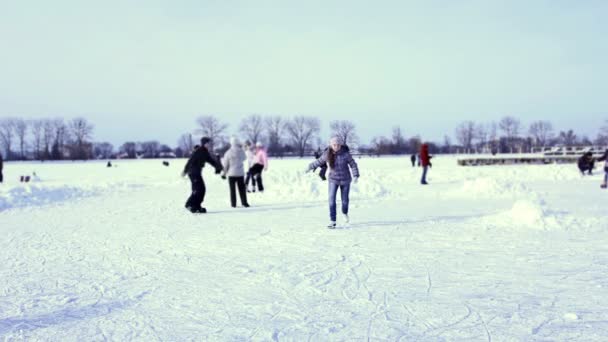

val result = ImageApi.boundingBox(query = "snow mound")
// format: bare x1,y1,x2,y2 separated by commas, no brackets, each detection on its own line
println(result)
0,185,101,211
506,199,547,227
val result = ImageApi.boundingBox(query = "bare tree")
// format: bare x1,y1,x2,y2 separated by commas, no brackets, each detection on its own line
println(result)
265,116,286,156
557,129,578,147
93,142,114,159
595,120,608,145
391,126,407,153
178,133,195,156
53,119,70,160
31,120,44,159
42,119,54,159
408,135,422,153
498,116,521,152
139,141,160,158
442,135,452,154
13,119,28,160
285,116,320,157
120,142,137,158
528,121,554,147
0,118,16,159
68,117,94,159
455,121,475,153
330,120,359,147
475,123,488,153
239,114,264,146
195,115,228,150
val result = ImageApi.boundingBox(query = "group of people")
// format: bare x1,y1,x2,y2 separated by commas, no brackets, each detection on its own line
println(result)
182,137,268,214
182,135,435,229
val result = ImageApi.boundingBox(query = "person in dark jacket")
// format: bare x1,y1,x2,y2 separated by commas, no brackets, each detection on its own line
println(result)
307,137,359,228
420,143,432,185
410,154,416,167
182,137,222,213
0,151,3,183
577,152,595,175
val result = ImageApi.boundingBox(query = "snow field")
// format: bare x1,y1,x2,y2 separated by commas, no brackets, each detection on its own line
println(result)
1,156,608,341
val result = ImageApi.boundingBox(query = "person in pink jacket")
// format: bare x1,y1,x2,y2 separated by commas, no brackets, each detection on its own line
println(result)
248,142,268,192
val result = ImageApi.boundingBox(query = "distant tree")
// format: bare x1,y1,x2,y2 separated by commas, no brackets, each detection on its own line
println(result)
31,119,44,159
285,116,320,157
498,116,521,152
13,119,28,160
53,119,69,160
195,115,228,151
579,135,593,146
455,121,475,153
93,142,114,159
174,147,185,158
42,119,54,160
370,136,392,155
239,114,264,146
528,121,554,147
120,142,137,158
557,129,578,147
265,116,286,157
442,135,452,154
595,120,608,145
178,133,194,156
330,120,359,148
391,126,407,153
0,118,16,159
475,123,488,153
68,117,94,159
140,140,160,158
408,135,422,154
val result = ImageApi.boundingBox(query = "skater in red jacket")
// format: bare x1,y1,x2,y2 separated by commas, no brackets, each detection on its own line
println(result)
420,143,432,185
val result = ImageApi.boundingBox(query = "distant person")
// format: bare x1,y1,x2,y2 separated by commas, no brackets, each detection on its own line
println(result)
306,136,359,229
0,151,3,183
107,161,112,167
314,148,322,159
249,142,268,192
181,137,223,213
597,149,608,188
410,154,416,167
420,143,432,185
162,161,170,167
221,137,250,208
577,152,595,175
243,141,256,192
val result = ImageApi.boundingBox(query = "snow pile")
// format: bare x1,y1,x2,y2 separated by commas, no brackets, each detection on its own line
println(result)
0,185,101,211
507,199,547,227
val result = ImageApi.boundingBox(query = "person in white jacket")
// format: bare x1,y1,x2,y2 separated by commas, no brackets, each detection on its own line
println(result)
222,137,250,207
243,141,256,192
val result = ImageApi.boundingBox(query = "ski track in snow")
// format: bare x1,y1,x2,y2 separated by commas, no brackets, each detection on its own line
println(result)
1,157,608,340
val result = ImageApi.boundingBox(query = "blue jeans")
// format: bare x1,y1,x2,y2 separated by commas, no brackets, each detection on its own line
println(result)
328,181,350,221
421,166,429,184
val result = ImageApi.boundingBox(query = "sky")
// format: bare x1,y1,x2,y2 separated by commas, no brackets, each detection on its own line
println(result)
1,0,607,147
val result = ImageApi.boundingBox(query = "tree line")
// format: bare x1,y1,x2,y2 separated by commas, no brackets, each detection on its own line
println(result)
1,115,607,161
454,116,608,154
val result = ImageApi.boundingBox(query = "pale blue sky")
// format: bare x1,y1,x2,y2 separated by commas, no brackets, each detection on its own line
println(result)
1,0,606,147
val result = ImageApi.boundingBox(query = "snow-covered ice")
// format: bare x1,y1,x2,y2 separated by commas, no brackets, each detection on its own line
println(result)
1,156,607,341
